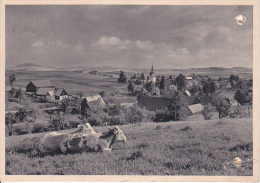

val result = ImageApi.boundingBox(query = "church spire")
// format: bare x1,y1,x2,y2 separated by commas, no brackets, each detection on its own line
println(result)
150,64,155,76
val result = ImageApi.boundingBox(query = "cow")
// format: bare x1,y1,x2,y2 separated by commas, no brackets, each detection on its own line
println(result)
36,123,95,154
59,126,126,153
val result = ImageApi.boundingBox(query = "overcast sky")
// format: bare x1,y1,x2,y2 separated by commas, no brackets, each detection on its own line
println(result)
6,5,253,69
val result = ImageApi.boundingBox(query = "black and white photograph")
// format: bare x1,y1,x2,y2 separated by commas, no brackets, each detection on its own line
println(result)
2,1,259,181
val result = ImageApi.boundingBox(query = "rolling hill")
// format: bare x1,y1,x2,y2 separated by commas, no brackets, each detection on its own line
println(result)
6,63,57,72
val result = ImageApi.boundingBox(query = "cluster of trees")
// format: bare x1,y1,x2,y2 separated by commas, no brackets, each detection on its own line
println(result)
118,71,127,83
234,90,252,105
82,103,155,126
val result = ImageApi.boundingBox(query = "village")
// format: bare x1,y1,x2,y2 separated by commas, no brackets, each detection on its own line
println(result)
4,4,257,177
5,65,253,137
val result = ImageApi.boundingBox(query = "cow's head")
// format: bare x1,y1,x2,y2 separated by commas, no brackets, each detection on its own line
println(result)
109,126,126,143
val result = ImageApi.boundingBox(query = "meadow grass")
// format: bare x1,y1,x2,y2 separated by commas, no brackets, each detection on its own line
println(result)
5,118,253,175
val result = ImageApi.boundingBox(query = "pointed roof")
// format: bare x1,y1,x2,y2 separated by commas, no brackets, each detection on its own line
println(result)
139,73,145,80
55,88,68,96
30,80,54,88
187,103,204,114
37,87,55,95
150,64,155,76
81,95,106,109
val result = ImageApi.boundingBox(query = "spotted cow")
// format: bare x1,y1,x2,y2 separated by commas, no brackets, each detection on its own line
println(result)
36,123,95,154
59,126,126,153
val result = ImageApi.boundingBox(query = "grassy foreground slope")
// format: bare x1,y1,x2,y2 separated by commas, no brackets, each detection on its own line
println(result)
6,118,253,175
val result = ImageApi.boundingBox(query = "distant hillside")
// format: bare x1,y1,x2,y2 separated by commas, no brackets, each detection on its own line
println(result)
6,62,57,72
190,67,252,73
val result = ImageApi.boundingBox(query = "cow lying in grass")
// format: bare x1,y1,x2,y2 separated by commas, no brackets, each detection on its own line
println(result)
36,123,96,154
59,126,126,153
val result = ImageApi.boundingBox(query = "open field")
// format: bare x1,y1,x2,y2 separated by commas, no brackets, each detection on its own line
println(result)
6,118,253,175
5,70,128,95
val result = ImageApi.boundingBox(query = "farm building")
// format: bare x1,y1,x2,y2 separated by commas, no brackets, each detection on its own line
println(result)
55,88,68,101
45,88,68,102
138,95,203,111
36,87,55,100
138,95,171,111
80,95,106,111
164,79,177,92
26,80,68,102
26,80,54,93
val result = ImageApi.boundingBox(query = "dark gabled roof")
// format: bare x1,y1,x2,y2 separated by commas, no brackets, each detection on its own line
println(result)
198,95,213,105
138,95,171,111
55,88,68,96
139,73,145,80
184,96,197,105
29,80,54,88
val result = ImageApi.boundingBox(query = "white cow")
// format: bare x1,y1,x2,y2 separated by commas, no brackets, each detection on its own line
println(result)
36,123,95,154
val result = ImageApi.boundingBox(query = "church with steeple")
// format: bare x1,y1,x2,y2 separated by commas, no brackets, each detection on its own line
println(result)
144,64,160,96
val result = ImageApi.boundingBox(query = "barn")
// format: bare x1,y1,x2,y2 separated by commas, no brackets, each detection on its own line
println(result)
138,95,171,111
80,95,106,111
26,80,54,93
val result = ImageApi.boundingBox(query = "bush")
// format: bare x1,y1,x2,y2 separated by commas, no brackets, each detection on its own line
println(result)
108,104,125,116
85,105,110,126
12,122,33,135
153,109,173,122
124,105,154,123
48,116,65,131
5,113,17,136
213,96,231,119
109,113,126,125
202,104,213,120
167,92,189,121
86,112,110,126
63,115,83,129
32,122,49,133
229,106,244,118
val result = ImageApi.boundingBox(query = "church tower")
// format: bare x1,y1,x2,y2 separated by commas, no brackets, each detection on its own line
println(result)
150,64,156,83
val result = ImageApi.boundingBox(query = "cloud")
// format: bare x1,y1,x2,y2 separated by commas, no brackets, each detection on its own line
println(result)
92,36,132,50
92,36,157,51
32,41,44,47
134,40,155,50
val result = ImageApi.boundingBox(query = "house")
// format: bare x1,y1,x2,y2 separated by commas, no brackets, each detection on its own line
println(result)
81,95,105,111
55,88,68,101
187,103,204,114
46,90,55,102
138,95,171,111
164,79,177,92
168,84,178,92
26,80,54,93
39,88,68,102
37,87,55,100
26,80,69,102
